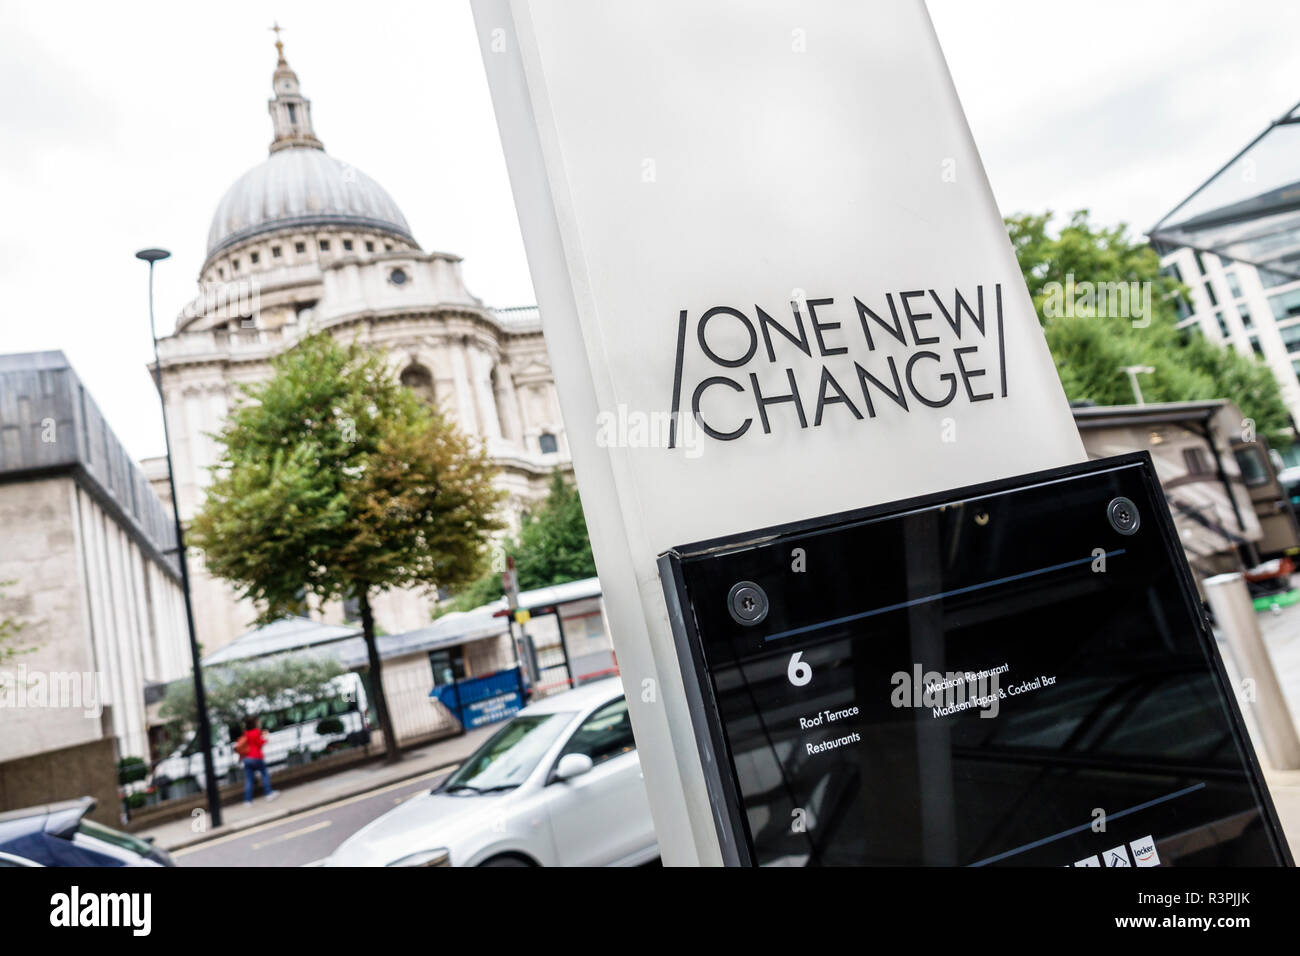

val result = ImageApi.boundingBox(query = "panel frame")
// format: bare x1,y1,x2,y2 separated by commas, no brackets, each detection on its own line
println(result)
658,451,1294,866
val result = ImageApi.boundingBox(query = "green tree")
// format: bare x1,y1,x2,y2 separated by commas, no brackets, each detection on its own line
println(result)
442,569,506,615
190,333,504,761
441,470,595,614
158,655,345,753
513,470,597,590
1006,210,1292,444
0,581,32,666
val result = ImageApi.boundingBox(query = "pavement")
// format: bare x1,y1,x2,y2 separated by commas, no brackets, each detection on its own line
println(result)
141,725,496,855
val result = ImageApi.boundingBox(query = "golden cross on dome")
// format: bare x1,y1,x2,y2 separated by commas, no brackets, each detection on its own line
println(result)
270,21,286,63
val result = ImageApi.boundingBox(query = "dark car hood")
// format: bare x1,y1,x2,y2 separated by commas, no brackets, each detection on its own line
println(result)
0,832,123,867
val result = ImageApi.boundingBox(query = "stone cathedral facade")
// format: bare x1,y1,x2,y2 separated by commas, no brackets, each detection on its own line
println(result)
149,40,569,655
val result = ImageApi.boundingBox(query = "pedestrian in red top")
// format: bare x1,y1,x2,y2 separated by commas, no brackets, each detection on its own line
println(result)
236,716,278,804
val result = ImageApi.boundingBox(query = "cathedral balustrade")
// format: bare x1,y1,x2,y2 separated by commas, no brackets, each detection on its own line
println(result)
156,325,298,364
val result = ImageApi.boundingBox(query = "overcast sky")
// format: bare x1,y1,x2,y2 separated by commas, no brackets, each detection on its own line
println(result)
2,0,1298,462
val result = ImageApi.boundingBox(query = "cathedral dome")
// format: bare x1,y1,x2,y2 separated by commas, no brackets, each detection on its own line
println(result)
205,149,414,259
204,31,415,264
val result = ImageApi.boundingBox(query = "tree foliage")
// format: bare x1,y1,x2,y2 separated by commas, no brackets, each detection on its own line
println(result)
1007,210,1292,444
189,332,504,757
0,581,32,666
442,470,595,615
191,333,504,616
513,470,598,589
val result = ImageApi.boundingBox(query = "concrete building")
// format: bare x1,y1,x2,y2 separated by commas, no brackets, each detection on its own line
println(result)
151,37,569,655
0,351,190,810
1152,98,1300,452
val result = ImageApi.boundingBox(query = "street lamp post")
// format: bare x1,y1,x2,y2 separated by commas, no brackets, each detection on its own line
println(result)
135,248,223,828
1119,364,1155,406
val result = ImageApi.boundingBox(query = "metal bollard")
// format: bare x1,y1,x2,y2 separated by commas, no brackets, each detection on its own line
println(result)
1203,572,1300,771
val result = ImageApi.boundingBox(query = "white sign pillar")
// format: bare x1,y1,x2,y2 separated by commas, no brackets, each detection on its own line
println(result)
473,0,1085,864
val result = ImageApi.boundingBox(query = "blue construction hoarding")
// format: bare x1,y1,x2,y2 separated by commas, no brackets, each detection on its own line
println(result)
429,668,525,729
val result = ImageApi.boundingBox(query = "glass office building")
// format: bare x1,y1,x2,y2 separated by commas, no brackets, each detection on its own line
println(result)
1151,99,1300,463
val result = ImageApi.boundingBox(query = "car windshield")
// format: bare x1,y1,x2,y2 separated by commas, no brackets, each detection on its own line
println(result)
441,712,575,793
75,819,156,858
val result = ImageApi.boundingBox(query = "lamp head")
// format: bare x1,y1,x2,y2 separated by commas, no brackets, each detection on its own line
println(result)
135,248,171,263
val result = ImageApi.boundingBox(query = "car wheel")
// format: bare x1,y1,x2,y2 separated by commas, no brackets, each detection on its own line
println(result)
479,853,535,867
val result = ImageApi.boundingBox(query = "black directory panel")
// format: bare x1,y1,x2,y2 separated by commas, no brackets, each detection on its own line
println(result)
659,453,1293,867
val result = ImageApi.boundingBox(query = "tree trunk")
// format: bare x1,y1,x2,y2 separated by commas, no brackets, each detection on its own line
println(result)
358,588,401,763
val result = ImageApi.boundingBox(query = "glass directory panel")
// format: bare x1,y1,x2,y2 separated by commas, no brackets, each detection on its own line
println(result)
660,454,1291,866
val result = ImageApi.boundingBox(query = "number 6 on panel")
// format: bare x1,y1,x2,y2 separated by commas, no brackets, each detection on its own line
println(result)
787,651,811,687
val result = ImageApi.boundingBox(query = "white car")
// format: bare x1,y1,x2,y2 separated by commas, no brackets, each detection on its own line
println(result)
325,678,658,867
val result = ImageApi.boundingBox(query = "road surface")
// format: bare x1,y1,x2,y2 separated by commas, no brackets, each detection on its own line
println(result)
172,768,453,867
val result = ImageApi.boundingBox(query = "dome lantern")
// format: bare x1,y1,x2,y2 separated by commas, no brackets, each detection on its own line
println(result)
267,23,324,154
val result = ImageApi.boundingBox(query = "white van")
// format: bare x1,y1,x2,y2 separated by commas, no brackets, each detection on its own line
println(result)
151,673,370,792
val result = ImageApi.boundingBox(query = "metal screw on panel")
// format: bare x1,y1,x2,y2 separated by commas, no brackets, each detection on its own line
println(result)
1107,496,1140,536
728,581,769,626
